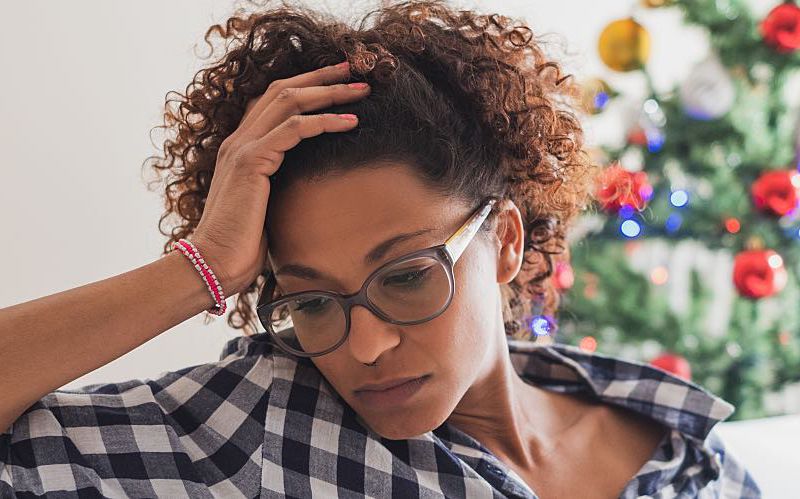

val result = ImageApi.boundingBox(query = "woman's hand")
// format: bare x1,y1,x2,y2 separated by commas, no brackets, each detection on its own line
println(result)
190,60,371,296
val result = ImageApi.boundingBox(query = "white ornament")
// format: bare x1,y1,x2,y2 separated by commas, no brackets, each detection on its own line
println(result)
680,54,736,120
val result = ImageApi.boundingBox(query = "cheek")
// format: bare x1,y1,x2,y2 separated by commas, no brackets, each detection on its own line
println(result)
448,252,499,344
423,260,497,377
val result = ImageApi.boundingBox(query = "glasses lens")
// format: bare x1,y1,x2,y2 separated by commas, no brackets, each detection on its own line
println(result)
366,255,451,322
263,255,451,356
267,293,347,355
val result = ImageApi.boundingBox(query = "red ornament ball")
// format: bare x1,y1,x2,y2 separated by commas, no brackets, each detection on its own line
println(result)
553,261,575,291
761,3,800,53
595,164,653,213
650,352,692,381
733,249,788,299
626,126,648,146
751,169,800,216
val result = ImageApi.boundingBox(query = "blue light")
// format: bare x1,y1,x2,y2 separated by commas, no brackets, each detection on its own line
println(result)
670,190,689,207
530,315,553,336
620,219,641,238
619,204,635,219
646,131,665,153
665,213,682,233
594,91,610,111
640,185,654,202
685,108,713,121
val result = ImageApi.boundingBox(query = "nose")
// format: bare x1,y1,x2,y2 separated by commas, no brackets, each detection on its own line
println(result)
345,304,401,365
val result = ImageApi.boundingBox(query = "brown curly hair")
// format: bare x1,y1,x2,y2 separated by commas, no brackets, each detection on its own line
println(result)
143,0,600,339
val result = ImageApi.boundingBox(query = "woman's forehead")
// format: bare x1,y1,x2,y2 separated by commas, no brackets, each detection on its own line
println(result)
265,166,463,278
267,201,451,272
268,166,454,250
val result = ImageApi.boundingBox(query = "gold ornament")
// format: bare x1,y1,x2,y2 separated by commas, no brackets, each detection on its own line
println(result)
580,78,616,115
598,18,650,72
745,235,764,250
640,0,675,7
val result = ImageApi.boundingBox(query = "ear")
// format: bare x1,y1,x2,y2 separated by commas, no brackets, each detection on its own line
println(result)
493,199,526,284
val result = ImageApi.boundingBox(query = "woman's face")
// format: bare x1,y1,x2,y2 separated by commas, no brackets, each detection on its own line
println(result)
265,162,522,439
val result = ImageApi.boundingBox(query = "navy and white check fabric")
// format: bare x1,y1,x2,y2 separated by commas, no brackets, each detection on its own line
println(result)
1,332,761,498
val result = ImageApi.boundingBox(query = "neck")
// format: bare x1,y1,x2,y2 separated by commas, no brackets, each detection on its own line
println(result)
445,333,588,469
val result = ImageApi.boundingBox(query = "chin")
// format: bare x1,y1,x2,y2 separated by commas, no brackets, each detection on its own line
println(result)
359,404,449,440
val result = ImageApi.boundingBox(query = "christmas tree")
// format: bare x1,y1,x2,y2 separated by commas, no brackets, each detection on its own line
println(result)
542,0,800,420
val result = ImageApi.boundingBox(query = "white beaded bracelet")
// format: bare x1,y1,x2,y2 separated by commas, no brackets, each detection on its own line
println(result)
171,238,227,316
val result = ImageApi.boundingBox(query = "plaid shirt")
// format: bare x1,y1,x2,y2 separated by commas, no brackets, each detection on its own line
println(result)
1,332,761,498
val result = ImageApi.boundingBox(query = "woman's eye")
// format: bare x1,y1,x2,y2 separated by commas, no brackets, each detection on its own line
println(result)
382,266,431,287
295,297,329,313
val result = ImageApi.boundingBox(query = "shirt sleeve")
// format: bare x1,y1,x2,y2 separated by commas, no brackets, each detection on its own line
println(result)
0,352,273,497
704,428,763,498
0,377,181,495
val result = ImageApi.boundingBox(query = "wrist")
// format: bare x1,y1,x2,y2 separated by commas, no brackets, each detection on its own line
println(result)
164,250,220,314
171,238,228,315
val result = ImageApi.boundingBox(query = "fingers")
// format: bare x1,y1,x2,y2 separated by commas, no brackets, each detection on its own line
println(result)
226,59,368,178
240,81,370,141
238,60,353,131
242,113,360,177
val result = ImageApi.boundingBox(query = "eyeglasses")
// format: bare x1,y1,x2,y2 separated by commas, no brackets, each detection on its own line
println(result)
255,196,499,357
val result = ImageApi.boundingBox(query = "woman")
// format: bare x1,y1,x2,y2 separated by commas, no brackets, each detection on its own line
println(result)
0,0,761,497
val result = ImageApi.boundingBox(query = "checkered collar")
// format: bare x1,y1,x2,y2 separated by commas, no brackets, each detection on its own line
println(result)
222,333,735,442
506,339,735,442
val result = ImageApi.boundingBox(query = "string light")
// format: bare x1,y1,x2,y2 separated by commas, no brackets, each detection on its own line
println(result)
646,131,665,153
620,219,642,238
594,91,610,111
768,253,783,268
579,336,598,352
670,189,689,207
665,213,682,233
725,217,741,233
619,204,635,219
528,315,555,336
650,266,669,285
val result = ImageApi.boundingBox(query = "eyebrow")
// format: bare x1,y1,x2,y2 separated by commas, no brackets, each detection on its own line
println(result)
274,228,437,282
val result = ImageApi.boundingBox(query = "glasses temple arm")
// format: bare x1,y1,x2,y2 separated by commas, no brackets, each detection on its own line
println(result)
444,198,497,263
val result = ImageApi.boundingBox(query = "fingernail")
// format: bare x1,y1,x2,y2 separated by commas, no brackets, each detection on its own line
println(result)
348,82,368,89
335,61,350,69
338,114,358,121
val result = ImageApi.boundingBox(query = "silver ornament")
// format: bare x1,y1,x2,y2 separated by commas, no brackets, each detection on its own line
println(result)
680,53,736,120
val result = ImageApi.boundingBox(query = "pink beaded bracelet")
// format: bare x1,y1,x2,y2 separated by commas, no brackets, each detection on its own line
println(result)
171,238,227,316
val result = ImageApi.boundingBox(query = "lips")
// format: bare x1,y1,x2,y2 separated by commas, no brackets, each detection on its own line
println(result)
353,375,430,407
356,375,427,392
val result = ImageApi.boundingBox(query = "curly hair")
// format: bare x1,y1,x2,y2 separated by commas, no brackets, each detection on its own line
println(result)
143,0,600,339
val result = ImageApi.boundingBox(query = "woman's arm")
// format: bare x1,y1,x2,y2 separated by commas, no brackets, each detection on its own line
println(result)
0,250,220,434
0,57,367,436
